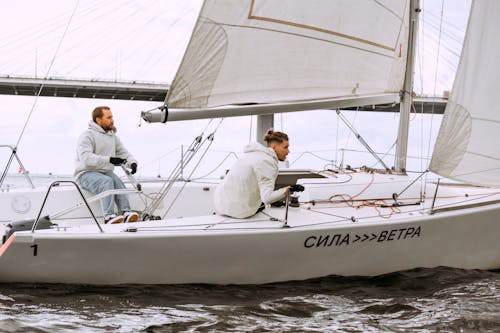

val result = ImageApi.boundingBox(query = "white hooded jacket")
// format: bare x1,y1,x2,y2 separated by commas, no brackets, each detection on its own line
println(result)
214,142,287,218
74,121,137,179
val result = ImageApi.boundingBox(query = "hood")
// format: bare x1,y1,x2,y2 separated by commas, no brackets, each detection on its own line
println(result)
88,120,116,134
243,142,277,161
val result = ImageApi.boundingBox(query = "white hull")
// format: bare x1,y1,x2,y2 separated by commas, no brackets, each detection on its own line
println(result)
0,171,499,284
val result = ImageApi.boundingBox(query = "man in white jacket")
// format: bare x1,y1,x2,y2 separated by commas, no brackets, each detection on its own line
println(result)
74,106,139,224
214,129,303,218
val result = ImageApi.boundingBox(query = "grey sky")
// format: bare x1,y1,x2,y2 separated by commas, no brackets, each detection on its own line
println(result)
0,0,471,177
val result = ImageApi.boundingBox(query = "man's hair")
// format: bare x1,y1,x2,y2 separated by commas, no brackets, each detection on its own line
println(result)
92,106,110,122
263,128,288,145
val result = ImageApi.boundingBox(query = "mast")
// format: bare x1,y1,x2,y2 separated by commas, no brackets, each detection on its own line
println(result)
256,115,273,145
394,0,420,173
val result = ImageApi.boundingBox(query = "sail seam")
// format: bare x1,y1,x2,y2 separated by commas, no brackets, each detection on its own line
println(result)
470,117,500,124
215,22,395,59
246,15,395,52
465,151,500,162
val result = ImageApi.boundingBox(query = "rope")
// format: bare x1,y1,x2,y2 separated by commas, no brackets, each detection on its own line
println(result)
423,0,444,204
423,0,445,184
15,0,80,149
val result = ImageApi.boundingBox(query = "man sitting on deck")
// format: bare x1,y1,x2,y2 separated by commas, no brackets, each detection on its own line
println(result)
214,129,304,218
74,106,139,224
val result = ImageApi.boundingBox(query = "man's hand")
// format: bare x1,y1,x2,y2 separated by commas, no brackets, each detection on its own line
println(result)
289,184,305,193
110,157,126,166
131,163,137,174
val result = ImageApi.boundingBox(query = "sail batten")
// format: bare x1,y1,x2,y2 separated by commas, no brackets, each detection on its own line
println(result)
430,0,500,187
166,0,410,109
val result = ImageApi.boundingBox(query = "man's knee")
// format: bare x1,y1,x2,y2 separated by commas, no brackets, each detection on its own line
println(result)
100,176,115,191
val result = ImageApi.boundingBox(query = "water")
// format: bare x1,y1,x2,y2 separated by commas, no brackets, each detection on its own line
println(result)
1,178,499,332
0,267,499,332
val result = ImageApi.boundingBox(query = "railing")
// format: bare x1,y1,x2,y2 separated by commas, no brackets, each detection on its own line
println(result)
48,187,140,221
32,180,103,233
0,145,34,189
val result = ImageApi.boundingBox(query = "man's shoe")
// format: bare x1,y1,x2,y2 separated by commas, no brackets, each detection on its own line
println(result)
123,211,139,223
105,214,124,224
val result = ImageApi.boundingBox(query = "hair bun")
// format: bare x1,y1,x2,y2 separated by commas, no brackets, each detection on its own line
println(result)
264,128,274,141
263,128,288,144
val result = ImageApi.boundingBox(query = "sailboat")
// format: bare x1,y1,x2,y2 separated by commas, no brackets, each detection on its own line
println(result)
0,0,499,285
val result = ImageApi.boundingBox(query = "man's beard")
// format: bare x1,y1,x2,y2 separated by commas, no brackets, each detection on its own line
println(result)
103,124,117,132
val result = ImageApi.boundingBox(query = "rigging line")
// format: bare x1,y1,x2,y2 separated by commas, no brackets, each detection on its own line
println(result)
394,169,429,200
304,193,500,226
248,115,253,143
181,122,224,181
418,101,426,202
289,151,336,165
190,152,238,180
299,208,352,222
423,10,468,38
428,191,500,211
424,0,445,191
163,120,224,217
336,110,390,171
342,107,358,152
142,135,205,217
369,139,397,169
145,119,224,218
417,0,425,96
335,110,340,169
14,0,80,149
201,118,215,135
351,172,376,199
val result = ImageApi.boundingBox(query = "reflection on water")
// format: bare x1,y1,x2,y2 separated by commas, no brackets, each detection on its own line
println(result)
0,267,499,332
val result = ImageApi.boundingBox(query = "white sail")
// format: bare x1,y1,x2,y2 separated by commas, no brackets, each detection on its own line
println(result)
430,0,500,187
166,0,410,109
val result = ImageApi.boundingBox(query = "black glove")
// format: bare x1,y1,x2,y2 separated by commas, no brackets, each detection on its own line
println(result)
110,157,126,166
290,184,305,193
131,163,137,174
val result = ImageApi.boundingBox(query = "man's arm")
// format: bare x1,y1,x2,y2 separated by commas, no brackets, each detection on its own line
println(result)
254,159,287,204
115,135,137,168
77,133,109,168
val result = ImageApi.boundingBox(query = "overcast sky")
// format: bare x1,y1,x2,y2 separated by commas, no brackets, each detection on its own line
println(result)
0,0,472,178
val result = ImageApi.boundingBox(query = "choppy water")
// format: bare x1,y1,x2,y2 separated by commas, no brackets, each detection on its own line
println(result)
1,177,500,332
0,267,499,332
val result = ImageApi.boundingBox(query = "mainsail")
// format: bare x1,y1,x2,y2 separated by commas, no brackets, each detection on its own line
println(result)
430,0,500,187
166,0,410,109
